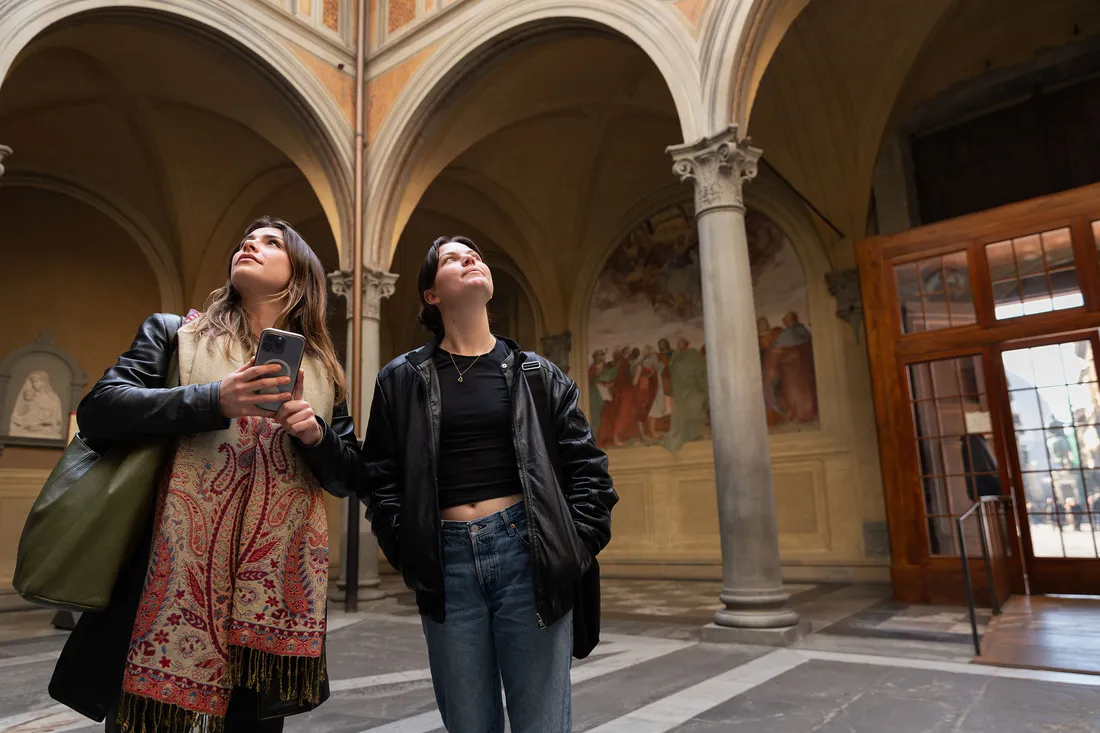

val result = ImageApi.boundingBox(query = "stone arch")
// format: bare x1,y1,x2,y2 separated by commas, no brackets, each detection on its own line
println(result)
366,0,703,270
0,172,184,312
700,0,809,131
0,0,353,260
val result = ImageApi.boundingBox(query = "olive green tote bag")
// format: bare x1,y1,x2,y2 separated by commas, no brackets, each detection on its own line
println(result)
12,354,179,612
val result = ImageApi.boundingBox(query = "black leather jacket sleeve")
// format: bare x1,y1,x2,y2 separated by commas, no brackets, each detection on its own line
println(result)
552,374,618,558
77,313,228,442
362,379,402,571
297,400,363,499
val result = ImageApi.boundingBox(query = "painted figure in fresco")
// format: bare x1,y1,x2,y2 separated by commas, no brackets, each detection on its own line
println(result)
596,348,631,447
657,338,674,433
588,349,614,439
758,317,785,425
773,311,817,423
660,339,708,453
608,347,645,445
632,345,660,441
640,345,668,440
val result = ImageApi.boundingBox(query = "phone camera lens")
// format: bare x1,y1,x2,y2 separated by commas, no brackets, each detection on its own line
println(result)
271,335,286,354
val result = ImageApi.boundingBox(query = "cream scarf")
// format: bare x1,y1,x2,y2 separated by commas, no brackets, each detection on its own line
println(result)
118,311,333,732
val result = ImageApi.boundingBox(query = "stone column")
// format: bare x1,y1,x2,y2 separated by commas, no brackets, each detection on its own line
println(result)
0,145,12,177
327,266,399,602
667,126,807,643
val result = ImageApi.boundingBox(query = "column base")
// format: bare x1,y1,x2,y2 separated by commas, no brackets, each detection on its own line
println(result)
715,587,802,629
327,579,387,603
701,619,811,647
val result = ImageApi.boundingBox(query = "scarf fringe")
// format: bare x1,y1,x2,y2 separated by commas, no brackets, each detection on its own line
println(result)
114,647,325,732
115,690,224,733
230,645,327,706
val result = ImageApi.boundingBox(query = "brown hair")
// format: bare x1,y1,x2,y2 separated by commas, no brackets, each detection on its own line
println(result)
193,216,347,402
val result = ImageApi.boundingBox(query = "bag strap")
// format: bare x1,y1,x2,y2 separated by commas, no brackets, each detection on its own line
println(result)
166,350,180,390
521,357,561,479
165,313,184,389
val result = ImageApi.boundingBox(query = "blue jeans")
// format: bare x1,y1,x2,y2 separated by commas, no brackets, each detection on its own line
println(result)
421,502,572,733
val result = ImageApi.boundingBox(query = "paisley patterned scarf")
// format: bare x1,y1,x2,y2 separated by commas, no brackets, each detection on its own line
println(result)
117,311,334,732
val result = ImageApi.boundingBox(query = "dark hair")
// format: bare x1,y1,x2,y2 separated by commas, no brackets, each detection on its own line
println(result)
417,235,485,340
195,215,347,402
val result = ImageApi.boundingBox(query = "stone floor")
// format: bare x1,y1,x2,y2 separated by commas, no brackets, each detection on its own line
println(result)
0,582,1096,732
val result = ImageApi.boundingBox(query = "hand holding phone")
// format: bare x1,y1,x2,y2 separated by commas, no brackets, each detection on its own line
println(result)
253,328,306,413
275,369,323,447
219,361,291,419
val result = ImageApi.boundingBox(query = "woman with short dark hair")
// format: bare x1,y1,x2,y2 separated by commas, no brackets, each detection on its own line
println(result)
363,235,617,732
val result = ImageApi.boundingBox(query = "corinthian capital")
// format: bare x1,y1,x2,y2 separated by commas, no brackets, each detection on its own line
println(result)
0,145,12,178
666,126,760,215
328,267,399,320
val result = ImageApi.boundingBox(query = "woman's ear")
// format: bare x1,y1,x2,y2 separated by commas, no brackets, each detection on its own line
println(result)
423,289,441,306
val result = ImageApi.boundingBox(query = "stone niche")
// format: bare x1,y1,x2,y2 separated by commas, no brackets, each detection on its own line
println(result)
0,331,86,452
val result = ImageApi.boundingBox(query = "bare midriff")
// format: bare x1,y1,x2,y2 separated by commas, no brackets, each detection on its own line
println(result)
440,494,524,522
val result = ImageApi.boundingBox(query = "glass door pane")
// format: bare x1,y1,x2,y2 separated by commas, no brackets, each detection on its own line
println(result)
1002,340,1100,559
906,354,1003,555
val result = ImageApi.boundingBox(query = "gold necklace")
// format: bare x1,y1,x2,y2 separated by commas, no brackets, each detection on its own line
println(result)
447,339,495,383
449,351,481,383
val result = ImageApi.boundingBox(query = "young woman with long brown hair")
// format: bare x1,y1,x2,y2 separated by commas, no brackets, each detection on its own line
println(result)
49,216,361,733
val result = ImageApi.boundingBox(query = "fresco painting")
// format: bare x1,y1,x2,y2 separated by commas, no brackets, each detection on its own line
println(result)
587,204,818,452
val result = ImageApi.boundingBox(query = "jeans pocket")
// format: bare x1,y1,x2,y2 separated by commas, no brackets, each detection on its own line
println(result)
514,522,533,549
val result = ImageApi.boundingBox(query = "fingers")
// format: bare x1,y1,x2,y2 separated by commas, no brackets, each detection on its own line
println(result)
292,369,305,401
248,392,292,406
285,409,318,438
234,357,256,373
240,363,284,382
244,376,291,393
276,400,310,421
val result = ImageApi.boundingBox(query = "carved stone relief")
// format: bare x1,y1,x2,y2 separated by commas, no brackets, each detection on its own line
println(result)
0,331,86,451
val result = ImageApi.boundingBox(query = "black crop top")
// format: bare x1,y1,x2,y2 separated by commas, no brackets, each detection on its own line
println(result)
433,340,521,509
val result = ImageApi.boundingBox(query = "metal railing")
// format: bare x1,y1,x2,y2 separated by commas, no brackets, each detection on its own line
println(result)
957,495,1027,656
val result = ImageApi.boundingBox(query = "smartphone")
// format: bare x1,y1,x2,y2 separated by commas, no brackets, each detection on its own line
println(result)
254,328,306,412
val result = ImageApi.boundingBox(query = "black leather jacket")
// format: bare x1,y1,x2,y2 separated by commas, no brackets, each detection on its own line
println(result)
362,337,617,627
50,313,360,723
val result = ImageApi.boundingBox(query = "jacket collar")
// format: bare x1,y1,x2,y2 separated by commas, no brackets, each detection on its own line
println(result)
407,334,526,370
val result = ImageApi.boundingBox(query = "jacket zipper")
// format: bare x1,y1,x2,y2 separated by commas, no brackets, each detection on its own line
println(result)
415,362,444,615
504,356,547,629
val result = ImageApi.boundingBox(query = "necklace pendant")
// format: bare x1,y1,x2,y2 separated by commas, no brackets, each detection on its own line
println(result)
458,376,464,383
